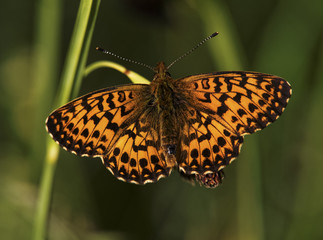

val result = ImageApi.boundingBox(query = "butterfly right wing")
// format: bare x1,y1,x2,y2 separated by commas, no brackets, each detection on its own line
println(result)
174,71,291,187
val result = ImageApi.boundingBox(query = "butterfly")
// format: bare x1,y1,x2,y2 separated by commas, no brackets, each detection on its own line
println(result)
46,34,292,188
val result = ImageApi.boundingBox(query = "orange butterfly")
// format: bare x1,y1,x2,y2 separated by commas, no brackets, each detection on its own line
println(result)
46,33,292,188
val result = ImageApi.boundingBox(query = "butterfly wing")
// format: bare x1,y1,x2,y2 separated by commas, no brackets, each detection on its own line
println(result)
175,71,292,187
46,84,172,184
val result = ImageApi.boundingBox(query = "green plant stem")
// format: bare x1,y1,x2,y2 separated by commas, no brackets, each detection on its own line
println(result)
32,1,94,239
32,140,59,240
84,60,150,84
190,0,246,70
193,1,264,240
72,0,102,99
55,0,93,108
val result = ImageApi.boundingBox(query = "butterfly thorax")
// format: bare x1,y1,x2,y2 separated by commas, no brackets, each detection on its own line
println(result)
150,62,179,167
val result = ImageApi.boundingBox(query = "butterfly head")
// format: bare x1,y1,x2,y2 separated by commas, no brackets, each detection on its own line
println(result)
153,62,171,81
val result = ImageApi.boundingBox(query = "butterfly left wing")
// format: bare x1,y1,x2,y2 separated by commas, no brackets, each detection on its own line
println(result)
46,84,173,185
175,71,292,187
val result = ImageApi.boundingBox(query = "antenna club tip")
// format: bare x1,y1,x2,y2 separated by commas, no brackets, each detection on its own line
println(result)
211,32,219,37
96,47,103,51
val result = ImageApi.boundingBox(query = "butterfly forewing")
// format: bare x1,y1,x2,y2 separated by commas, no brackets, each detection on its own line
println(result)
103,113,172,184
46,85,147,156
176,71,291,136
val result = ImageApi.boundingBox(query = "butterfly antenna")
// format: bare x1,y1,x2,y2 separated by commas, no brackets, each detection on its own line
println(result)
167,32,219,70
96,47,155,71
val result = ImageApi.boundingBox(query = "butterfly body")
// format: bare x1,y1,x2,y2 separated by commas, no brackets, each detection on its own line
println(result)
150,62,179,167
46,62,291,188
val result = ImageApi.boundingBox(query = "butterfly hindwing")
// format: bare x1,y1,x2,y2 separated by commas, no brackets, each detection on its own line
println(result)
177,105,243,187
103,112,172,184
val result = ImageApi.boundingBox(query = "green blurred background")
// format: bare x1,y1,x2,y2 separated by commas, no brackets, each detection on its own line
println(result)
1,0,323,239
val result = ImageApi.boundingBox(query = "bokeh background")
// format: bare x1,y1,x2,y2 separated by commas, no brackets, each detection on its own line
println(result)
1,0,323,239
